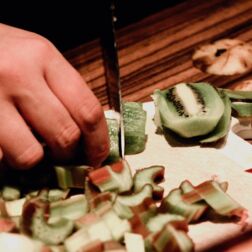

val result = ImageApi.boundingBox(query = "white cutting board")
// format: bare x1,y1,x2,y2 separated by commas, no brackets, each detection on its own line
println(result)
125,102,252,251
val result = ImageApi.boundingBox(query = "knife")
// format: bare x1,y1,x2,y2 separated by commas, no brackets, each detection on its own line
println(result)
100,0,125,158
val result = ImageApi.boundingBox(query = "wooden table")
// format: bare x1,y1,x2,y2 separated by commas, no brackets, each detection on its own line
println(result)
65,0,252,250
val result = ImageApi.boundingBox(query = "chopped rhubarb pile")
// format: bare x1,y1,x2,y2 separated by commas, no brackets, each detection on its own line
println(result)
0,160,248,252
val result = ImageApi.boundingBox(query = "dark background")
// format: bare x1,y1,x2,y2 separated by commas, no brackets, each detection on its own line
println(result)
0,1,184,52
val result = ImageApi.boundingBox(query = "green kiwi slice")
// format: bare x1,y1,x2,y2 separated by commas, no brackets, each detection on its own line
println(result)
153,82,225,138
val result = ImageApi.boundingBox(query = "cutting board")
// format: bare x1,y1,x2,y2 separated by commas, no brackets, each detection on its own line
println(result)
125,102,252,251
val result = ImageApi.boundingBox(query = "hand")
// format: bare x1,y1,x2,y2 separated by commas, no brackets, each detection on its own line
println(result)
0,24,109,169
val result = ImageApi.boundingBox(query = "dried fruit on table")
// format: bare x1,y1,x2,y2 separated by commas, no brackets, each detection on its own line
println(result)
192,39,252,75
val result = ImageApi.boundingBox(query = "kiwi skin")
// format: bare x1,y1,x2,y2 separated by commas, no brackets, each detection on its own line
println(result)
153,83,225,138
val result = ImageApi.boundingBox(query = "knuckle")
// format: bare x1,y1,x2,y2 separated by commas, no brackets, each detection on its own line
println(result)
14,144,44,169
54,124,81,149
80,102,104,132
29,36,54,58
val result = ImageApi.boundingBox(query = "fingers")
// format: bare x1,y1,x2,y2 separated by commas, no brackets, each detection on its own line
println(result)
44,53,109,166
0,101,43,169
15,77,81,161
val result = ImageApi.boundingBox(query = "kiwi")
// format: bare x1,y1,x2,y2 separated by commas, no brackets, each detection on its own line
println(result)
153,82,225,138
200,91,232,143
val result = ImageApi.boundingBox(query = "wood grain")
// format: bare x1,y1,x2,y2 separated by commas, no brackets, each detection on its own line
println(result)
65,0,252,108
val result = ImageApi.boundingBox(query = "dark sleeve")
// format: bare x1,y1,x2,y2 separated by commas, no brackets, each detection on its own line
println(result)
0,0,183,52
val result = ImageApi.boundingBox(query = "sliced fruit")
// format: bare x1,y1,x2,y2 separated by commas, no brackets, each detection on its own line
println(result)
106,118,120,163
153,82,225,138
200,91,232,143
231,102,252,118
123,102,147,154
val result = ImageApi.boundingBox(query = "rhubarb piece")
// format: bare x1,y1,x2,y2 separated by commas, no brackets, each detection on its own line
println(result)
78,240,104,252
101,208,131,241
54,165,91,189
113,184,156,223
145,222,194,252
103,240,126,251
0,218,17,232
88,160,133,193
186,180,248,221
116,184,153,206
2,186,20,201
49,194,88,223
89,191,116,211
146,213,185,233
123,102,147,154
124,232,145,252
113,200,134,220
65,214,114,251
129,213,150,238
21,194,74,245
106,118,120,163
64,227,93,252
133,166,165,200
160,188,208,223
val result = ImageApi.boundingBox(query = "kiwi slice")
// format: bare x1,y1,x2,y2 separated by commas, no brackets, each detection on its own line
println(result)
200,91,232,143
153,82,225,138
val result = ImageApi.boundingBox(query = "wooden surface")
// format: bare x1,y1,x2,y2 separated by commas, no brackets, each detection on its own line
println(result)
65,0,252,109
65,0,252,250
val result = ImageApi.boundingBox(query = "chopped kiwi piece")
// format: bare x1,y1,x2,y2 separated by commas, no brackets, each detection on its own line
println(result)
200,91,232,143
133,166,165,200
231,102,252,118
105,101,147,161
106,118,120,163
153,82,225,138
123,102,147,154
220,88,252,100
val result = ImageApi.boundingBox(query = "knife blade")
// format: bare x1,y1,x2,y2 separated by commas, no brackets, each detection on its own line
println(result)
100,0,125,158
